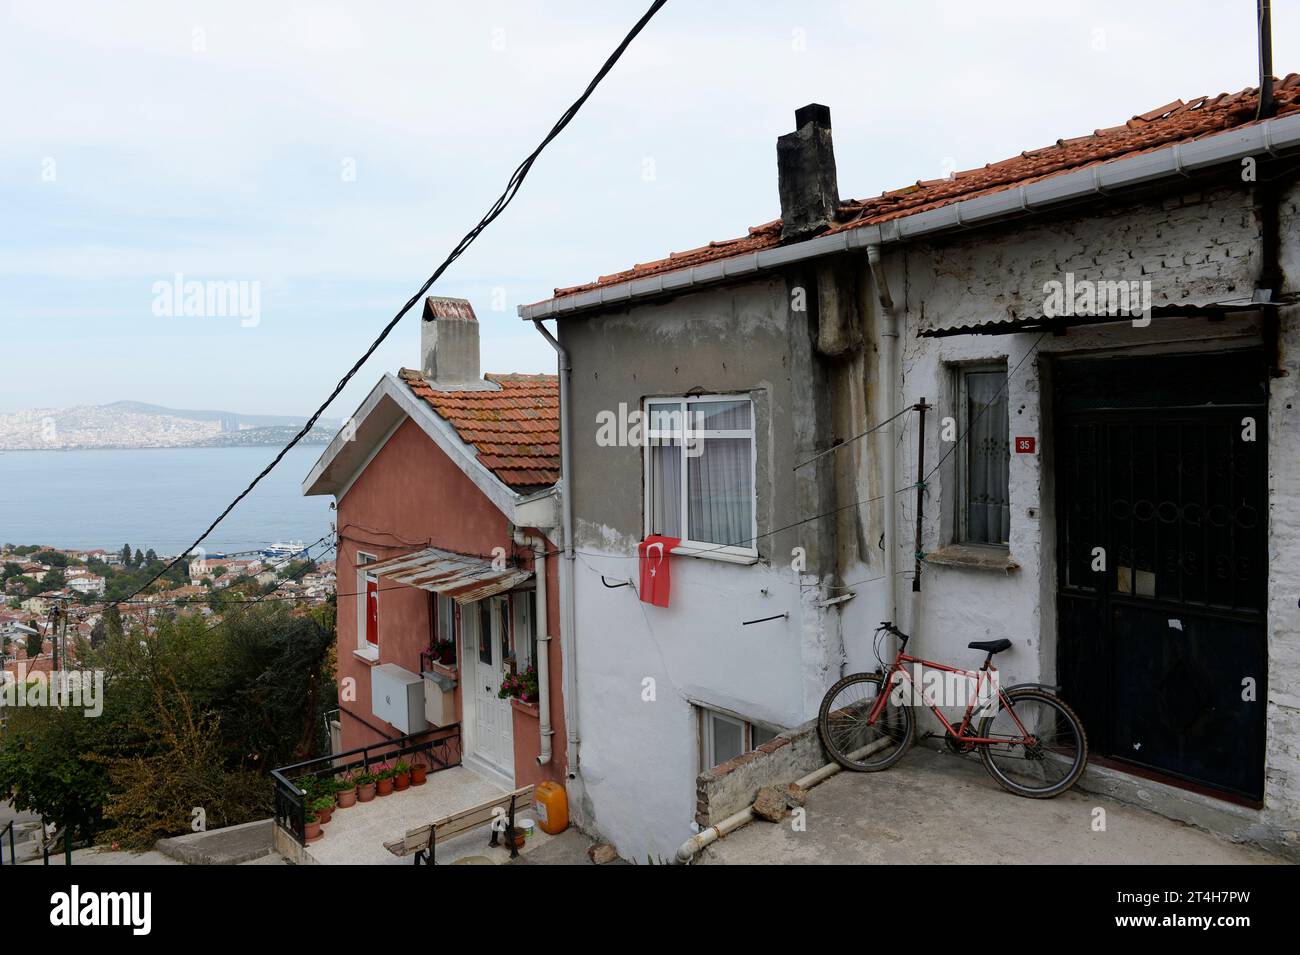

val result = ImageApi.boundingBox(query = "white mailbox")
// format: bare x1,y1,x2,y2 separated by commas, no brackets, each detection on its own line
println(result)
370,663,428,735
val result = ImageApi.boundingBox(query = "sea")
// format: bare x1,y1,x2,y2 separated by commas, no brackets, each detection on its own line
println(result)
0,446,335,558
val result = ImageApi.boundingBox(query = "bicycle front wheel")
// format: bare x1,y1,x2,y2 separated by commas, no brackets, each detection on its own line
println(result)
977,688,1088,798
818,673,913,772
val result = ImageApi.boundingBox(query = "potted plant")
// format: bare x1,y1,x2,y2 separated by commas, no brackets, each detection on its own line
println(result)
356,772,378,802
393,761,411,791
304,812,322,843
375,764,394,796
410,758,429,786
335,772,358,808
431,638,456,666
498,664,540,706
311,796,335,825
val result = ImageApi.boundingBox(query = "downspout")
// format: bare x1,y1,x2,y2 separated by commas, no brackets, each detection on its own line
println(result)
513,529,552,765
868,244,899,628
531,319,581,777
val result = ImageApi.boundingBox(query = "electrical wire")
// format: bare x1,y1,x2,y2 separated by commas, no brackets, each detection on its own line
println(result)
103,0,669,612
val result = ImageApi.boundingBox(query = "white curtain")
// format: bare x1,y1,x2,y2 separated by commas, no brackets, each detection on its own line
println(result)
688,437,752,546
650,439,682,537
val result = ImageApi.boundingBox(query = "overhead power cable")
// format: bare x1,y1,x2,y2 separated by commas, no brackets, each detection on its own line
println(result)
104,0,669,611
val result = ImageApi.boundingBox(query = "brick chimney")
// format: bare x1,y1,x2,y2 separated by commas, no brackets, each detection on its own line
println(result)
777,104,840,242
421,296,481,386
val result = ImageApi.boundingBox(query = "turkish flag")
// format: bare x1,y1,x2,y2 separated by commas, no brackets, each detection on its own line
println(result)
638,536,680,607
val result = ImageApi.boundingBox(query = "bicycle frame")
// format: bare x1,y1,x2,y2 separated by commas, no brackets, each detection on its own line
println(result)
866,649,1034,746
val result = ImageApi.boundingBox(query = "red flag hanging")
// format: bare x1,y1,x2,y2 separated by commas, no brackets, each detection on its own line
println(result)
637,535,680,607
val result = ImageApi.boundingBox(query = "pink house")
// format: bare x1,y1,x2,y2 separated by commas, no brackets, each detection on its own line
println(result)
303,297,566,791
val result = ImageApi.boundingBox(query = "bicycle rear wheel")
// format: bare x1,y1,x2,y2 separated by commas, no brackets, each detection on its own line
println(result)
818,673,913,772
977,688,1088,797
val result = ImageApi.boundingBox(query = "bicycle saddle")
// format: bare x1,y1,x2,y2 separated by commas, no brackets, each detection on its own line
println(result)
968,638,1012,654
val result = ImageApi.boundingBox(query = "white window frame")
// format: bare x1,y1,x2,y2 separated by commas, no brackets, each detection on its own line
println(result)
697,704,783,772
643,393,758,561
354,552,379,661
954,362,1011,548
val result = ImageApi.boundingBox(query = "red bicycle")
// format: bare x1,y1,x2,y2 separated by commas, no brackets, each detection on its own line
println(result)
818,622,1088,798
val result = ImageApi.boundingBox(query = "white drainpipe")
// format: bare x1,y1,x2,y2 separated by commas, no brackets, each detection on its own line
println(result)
514,529,552,766
674,737,889,863
531,319,580,778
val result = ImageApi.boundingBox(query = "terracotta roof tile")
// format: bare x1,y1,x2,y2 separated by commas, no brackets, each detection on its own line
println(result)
542,78,1299,303
398,369,560,493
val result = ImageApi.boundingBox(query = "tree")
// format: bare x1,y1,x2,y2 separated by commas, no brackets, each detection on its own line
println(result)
105,605,123,642
144,549,157,564
133,549,144,568
38,569,65,593
34,550,68,568
25,631,43,658
2,561,22,581
120,544,132,566
0,601,335,847
212,566,226,578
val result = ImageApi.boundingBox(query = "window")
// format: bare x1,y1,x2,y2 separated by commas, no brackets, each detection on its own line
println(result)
956,364,1010,546
355,553,379,656
433,594,457,665
698,705,783,771
645,395,756,556
511,591,537,667
478,601,492,666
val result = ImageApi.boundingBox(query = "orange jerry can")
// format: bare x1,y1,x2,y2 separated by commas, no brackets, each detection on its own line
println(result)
532,780,569,835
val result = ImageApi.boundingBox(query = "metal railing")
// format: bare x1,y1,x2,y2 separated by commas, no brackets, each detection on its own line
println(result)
0,821,14,865
271,723,462,845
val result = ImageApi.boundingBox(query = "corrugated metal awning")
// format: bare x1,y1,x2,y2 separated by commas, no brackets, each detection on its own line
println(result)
918,302,1271,338
365,546,531,604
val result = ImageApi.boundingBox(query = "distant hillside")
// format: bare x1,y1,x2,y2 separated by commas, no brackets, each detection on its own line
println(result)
0,402,341,450
105,401,328,431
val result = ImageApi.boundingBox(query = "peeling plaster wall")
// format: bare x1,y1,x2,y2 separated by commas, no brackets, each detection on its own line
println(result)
554,178,1298,859
880,180,1299,856
557,279,851,859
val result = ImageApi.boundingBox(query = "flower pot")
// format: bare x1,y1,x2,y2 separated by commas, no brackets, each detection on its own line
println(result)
377,776,394,796
506,827,525,850
394,771,410,791
336,786,357,808
411,765,428,786
357,782,376,802
304,819,323,843
316,806,333,825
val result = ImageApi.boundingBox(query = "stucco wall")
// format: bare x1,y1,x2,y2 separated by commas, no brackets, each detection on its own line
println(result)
552,173,1298,858
875,179,1299,855
557,279,854,859
333,417,568,786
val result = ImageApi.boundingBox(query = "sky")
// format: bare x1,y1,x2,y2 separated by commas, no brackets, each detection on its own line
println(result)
3,0,1298,418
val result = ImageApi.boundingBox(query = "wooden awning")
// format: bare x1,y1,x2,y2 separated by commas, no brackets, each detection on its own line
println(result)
365,546,530,604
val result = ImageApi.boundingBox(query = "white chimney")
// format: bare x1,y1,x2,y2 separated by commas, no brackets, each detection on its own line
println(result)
421,296,481,387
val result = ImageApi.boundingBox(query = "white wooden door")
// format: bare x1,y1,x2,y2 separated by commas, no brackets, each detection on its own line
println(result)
470,597,514,776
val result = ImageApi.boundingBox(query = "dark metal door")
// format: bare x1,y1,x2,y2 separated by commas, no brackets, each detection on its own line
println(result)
1055,350,1267,800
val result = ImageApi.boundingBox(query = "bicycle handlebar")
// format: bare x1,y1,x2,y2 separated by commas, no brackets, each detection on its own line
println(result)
876,621,910,642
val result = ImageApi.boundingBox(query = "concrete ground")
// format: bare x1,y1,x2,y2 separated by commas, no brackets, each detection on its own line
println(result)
700,745,1287,865
305,764,568,865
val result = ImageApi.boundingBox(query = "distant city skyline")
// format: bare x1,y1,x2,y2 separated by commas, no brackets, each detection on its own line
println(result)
4,1,1297,417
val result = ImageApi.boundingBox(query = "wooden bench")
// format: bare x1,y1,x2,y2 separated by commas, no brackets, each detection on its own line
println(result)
383,784,535,865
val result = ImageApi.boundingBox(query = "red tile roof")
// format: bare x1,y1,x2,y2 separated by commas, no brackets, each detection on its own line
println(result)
398,369,560,492
546,78,1300,301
